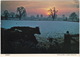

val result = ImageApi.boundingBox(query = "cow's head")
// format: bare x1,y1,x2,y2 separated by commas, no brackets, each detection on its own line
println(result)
33,27,41,34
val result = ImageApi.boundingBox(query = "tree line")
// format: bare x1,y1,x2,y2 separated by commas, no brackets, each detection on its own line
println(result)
1,6,79,22
1,6,26,20
48,7,79,22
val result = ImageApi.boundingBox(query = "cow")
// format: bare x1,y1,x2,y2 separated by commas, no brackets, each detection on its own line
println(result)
1,27,41,53
8,26,41,44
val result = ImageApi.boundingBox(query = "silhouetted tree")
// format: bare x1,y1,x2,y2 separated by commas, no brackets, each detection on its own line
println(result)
69,12,78,21
10,12,15,18
17,7,26,20
36,14,39,18
41,14,43,17
48,7,58,20
3,10,9,20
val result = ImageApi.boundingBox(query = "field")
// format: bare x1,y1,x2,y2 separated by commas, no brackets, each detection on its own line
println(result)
1,20,79,53
1,20,79,37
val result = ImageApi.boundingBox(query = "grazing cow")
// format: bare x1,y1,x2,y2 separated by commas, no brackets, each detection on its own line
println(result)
1,27,41,53
8,27,40,43
4,27,41,43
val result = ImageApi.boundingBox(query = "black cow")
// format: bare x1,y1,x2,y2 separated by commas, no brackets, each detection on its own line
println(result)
1,27,41,53
9,27,40,43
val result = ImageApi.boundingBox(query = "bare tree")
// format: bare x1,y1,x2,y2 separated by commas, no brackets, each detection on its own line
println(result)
48,7,58,20
17,7,26,20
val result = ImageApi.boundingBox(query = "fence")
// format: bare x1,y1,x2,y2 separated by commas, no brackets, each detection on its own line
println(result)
63,31,79,52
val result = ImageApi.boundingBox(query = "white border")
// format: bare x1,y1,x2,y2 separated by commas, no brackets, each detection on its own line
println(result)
0,0,80,56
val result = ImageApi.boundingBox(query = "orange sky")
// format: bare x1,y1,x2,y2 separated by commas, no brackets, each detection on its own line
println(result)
1,0,79,17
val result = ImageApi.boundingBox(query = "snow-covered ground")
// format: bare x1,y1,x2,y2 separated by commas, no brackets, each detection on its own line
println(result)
1,20,79,38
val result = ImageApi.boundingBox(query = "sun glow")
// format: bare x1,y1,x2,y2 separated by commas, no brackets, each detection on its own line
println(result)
47,12,51,15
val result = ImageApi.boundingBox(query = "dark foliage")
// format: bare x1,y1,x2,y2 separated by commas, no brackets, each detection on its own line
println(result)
1,27,79,54
3,10,9,20
17,7,26,20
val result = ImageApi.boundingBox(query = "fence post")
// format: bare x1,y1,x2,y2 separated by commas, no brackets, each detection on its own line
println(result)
64,31,71,52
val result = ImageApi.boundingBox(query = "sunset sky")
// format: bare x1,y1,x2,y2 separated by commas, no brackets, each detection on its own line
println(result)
1,0,79,17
